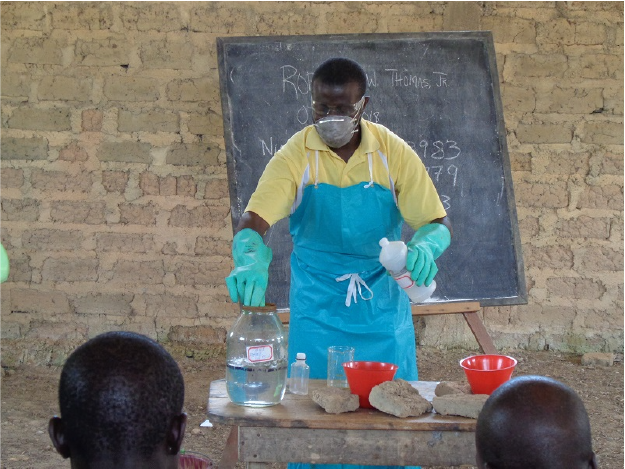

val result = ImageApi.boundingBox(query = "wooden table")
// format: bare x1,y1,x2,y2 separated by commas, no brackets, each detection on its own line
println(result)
207,379,477,468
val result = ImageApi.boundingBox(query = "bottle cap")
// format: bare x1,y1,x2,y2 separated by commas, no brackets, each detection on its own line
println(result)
379,237,389,247
296,352,306,360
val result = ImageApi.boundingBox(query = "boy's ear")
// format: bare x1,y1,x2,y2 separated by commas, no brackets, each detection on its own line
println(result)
166,413,187,455
48,417,71,459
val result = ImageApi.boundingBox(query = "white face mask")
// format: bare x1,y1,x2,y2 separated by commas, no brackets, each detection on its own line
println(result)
314,115,359,148
312,96,365,148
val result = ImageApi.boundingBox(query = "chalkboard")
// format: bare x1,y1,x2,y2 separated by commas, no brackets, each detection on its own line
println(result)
217,32,527,310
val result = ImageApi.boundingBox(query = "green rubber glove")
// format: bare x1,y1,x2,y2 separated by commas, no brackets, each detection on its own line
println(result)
225,228,272,307
406,223,451,287
0,243,9,283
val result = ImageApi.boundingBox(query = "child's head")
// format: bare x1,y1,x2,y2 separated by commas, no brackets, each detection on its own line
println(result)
49,331,186,469
476,375,596,469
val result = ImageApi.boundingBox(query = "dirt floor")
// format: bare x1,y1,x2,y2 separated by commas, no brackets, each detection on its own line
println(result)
1,347,623,469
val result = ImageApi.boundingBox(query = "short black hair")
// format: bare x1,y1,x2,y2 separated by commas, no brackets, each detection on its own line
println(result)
476,376,593,469
312,58,367,97
58,331,185,462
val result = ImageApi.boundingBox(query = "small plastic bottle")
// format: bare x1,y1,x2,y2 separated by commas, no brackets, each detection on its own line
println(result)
379,237,436,303
289,352,310,395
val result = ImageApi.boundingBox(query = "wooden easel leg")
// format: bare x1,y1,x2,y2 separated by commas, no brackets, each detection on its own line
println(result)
218,426,239,469
463,311,497,355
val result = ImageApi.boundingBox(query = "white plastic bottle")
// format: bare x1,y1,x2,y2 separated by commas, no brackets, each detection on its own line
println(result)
379,237,436,303
289,353,310,395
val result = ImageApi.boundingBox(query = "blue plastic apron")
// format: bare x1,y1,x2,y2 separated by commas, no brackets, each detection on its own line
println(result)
287,153,418,469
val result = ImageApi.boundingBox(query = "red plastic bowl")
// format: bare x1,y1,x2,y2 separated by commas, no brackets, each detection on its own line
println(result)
179,450,213,469
460,354,517,395
343,361,398,408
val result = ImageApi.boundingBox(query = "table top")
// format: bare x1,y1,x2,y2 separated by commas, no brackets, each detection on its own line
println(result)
207,379,476,432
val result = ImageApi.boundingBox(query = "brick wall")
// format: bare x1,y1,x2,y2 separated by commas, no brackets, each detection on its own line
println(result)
1,2,623,364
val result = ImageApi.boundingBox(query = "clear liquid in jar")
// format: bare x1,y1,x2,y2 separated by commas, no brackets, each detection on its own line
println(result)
226,358,287,407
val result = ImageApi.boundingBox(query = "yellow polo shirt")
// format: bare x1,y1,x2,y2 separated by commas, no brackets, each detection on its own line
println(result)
245,119,447,231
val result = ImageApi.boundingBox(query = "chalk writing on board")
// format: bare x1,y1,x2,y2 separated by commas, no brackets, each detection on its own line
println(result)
282,65,447,96
366,71,378,88
439,194,451,211
427,164,459,187
296,106,309,125
385,69,449,88
260,137,286,156
420,139,461,212
419,139,461,160
295,105,382,125
361,110,381,123
281,65,313,97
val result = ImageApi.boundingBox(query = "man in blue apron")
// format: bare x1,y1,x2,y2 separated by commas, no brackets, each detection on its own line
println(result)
226,58,452,469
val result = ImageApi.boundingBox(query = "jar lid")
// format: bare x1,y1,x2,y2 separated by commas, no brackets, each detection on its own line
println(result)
296,352,306,360
240,303,276,313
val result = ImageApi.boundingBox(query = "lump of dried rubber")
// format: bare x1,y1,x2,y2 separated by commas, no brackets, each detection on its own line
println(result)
311,387,359,414
369,379,433,418
432,393,489,419
435,380,472,396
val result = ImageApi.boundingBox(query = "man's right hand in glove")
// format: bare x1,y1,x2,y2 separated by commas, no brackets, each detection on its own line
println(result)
225,228,272,307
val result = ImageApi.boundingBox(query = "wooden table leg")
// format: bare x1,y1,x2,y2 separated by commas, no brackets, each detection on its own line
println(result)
218,426,239,469
463,311,497,355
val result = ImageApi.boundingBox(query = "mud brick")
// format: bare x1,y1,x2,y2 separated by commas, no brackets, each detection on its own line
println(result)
22,229,84,251
30,168,92,192
168,205,229,228
101,170,129,193
141,40,193,70
118,202,158,226
97,141,151,164
144,294,198,318
1,137,48,160
41,258,99,282
166,143,220,166
8,37,64,65
38,76,92,101
118,109,179,132
7,108,71,131
558,216,611,239
516,123,573,144
50,201,106,224
0,168,24,188
103,76,159,102
166,78,214,102
72,293,134,316
139,171,160,195
110,260,164,285
58,142,89,162
81,109,103,131
75,36,131,66
96,232,154,253
9,288,69,315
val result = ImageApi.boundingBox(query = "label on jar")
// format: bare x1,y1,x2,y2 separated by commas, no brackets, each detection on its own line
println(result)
246,345,274,362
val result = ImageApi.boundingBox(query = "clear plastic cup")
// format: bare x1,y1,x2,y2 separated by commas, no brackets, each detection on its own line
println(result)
327,346,355,388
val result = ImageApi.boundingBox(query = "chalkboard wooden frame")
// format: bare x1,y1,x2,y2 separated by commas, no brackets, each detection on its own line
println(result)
218,32,527,310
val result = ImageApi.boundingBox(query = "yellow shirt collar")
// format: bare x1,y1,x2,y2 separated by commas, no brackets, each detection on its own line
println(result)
305,119,381,154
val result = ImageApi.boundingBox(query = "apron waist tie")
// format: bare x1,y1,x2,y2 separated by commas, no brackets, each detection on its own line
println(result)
335,273,374,307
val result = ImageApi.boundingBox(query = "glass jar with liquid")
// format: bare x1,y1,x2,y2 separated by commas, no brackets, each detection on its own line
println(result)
225,303,288,406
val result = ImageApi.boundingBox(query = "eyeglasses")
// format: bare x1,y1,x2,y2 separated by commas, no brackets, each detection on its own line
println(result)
311,96,365,117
